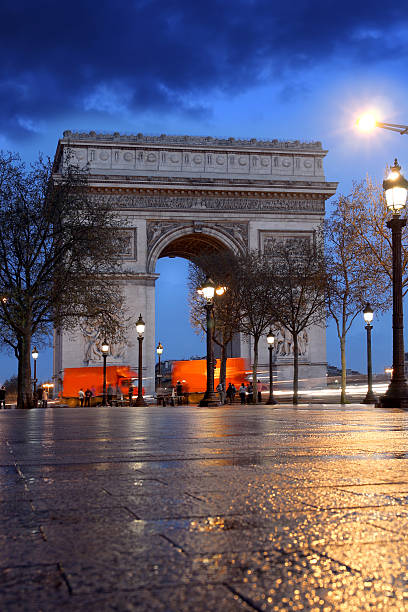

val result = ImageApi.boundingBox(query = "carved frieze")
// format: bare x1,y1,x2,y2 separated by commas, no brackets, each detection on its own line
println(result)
98,194,325,213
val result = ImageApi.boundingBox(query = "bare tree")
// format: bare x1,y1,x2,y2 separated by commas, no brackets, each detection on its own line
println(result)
0,152,125,409
326,196,391,403
188,251,242,389
343,175,408,293
268,233,326,405
233,250,276,403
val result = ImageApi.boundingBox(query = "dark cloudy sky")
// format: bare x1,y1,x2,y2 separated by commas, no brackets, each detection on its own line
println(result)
1,0,407,383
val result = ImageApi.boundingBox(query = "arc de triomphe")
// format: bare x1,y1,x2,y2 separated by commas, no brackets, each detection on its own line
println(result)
52,131,337,395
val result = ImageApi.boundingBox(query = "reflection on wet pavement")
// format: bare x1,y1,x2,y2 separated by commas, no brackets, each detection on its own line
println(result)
2,404,408,610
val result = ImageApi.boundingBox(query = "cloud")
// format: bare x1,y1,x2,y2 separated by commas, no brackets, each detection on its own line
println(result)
1,0,407,139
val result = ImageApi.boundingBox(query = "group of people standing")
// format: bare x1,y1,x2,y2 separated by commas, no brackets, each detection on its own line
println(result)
216,381,262,404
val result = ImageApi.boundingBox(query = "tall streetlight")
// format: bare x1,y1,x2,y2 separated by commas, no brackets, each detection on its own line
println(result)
198,278,225,407
135,314,147,407
32,346,38,407
379,160,408,409
101,339,109,405
265,330,277,405
362,303,377,405
156,342,163,386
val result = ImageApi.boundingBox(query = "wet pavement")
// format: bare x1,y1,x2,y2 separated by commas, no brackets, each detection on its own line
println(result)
2,403,408,611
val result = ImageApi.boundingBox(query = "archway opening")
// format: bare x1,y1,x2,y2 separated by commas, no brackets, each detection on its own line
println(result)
158,232,228,262
154,232,234,372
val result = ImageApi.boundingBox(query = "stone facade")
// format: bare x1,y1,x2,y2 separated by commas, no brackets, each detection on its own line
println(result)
52,132,337,396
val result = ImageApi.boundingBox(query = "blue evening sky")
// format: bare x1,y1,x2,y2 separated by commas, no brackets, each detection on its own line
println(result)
0,0,407,383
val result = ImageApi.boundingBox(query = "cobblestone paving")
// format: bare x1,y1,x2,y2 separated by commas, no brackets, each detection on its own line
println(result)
2,403,408,611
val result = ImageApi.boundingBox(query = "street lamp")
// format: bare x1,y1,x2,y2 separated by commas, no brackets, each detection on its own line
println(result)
32,346,39,407
357,114,408,135
379,160,408,408
135,314,147,406
156,342,163,385
198,277,225,407
362,303,377,404
101,339,109,405
265,330,277,405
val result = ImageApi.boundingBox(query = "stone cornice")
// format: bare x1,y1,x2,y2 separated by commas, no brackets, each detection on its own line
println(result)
61,130,324,152
85,173,337,192
89,185,331,200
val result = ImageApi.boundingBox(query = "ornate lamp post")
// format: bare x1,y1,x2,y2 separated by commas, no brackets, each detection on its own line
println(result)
101,339,109,405
156,342,163,385
135,314,147,407
198,278,225,407
265,330,277,405
379,160,408,408
32,346,38,407
362,303,377,404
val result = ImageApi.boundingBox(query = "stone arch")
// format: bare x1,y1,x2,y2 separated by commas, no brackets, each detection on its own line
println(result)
147,225,245,274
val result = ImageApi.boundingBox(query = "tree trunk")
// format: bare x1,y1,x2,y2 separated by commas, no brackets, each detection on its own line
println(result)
18,333,33,409
293,332,299,405
252,337,259,404
17,338,22,407
340,335,347,404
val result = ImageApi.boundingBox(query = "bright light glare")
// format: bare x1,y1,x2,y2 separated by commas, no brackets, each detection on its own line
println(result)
356,113,377,132
388,171,400,180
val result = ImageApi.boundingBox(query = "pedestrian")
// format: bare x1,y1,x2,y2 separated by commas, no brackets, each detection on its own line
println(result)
247,383,253,404
128,383,133,406
216,381,225,404
107,384,114,406
226,382,233,404
176,380,183,405
0,385,5,409
41,388,48,409
239,383,246,404
257,379,262,403
170,387,176,406
84,388,92,407
231,383,236,403
78,388,85,407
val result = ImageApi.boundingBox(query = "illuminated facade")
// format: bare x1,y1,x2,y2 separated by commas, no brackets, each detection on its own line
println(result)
52,132,337,394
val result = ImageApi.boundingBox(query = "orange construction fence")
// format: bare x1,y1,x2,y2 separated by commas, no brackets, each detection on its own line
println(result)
62,365,141,398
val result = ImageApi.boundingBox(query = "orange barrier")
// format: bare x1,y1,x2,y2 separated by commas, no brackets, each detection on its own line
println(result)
171,357,249,393
62,365,140,398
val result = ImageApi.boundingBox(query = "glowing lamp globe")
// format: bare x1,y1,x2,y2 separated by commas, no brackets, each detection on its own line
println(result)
383,159,408,214
31,347,39,360
101,339,110,355
136,313,145,335
201,278,215,300
156,342,163,355
363,303,374,324
266,330,275,345
357,113,377,132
